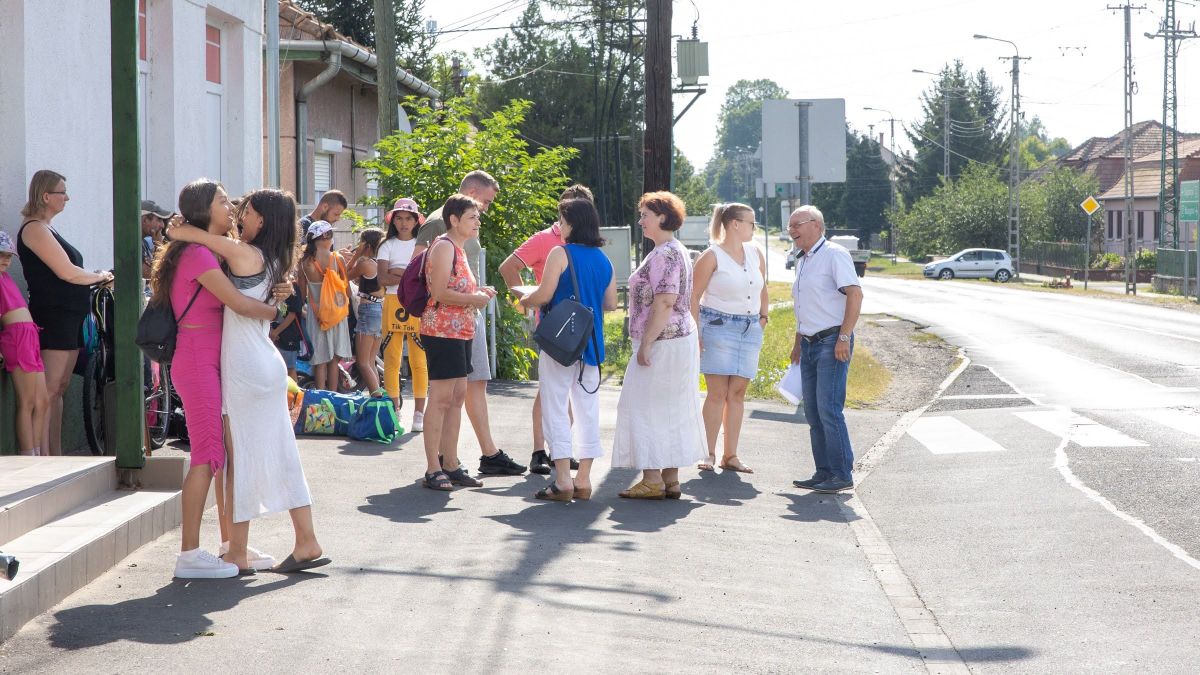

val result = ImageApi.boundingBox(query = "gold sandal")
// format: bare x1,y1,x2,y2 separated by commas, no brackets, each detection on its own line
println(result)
618,480,666,500
665,481,681,499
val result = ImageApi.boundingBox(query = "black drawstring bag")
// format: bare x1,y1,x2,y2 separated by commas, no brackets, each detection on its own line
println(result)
533,246,601,393
136,286,201,363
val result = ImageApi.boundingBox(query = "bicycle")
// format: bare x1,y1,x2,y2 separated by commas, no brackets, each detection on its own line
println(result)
143,361,180,450
81,286,115,455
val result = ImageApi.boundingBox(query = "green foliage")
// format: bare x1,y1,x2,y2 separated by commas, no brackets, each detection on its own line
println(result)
1137,249,1157,270
341,208,367,231
703,79,791,228
811,131,893,240
893,164,1098,260
901,60,1008,205
1019,116,1072,170
674,148,718,216
1092,252,1123,270
892,164,1008,260
291,0,435,81
358,97,577,379
473,0,642,226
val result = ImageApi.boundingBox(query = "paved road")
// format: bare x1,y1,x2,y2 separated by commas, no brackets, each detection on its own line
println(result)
858,276,1200,669
3,386,935,673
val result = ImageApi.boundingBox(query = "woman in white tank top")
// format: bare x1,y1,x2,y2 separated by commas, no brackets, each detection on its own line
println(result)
689,202,768,473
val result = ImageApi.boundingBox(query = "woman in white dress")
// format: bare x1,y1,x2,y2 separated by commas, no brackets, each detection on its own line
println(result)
169,189,329,574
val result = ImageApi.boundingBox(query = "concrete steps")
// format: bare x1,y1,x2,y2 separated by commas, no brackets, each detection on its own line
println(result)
0,456,187,642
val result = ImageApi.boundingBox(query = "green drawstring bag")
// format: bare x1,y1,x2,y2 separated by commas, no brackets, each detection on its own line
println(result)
349,395,402,443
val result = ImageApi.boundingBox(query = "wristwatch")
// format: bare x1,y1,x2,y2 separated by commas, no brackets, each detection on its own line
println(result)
838,333,851,343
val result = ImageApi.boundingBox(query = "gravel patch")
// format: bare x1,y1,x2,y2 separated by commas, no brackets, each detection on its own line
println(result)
856,315,959,412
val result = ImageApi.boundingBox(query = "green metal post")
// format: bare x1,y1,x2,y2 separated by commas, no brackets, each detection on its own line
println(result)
111,0,145,470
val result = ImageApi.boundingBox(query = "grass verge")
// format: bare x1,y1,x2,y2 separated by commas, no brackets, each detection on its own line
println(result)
603,305,892,408
767,281,793,304
869,256,926,277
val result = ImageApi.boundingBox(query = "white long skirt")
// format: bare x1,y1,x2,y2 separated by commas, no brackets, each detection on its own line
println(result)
611,332,707,470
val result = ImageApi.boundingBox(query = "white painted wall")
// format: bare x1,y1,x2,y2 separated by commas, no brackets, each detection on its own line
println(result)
0,0,263,270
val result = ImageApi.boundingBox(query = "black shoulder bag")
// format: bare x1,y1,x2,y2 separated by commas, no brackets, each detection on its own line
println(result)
533,246,601,394
137,286,202,363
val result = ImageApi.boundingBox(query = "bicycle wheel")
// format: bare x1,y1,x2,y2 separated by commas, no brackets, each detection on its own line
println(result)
81,352,107,456
145,363,171,449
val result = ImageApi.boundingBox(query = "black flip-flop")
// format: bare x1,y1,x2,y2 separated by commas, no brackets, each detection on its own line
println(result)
270,555,332,574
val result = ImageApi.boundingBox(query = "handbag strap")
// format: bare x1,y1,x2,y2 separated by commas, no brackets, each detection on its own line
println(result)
176,285,203,323
563,246,602,395
423,236,459,307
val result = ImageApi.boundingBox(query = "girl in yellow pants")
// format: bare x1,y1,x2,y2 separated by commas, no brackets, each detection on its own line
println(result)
383,293,427,431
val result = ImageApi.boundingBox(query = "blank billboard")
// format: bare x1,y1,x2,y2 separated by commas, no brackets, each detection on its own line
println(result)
761,99,847,184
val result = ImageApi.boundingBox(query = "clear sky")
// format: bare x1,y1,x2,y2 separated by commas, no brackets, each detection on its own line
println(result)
429,0,1200,170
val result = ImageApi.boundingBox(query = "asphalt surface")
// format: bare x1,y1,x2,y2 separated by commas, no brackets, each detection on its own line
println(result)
858,275,1200,670
2,384,930,673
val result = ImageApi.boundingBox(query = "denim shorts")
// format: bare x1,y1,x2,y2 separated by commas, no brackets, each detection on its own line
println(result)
278,348,298,370
698,306,763,380
356,299,383,338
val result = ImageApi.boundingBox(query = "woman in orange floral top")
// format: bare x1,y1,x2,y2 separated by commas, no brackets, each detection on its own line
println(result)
419,194,497,491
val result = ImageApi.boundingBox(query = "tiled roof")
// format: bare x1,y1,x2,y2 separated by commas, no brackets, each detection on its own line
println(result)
279,0,368,50
1099,166,1167,200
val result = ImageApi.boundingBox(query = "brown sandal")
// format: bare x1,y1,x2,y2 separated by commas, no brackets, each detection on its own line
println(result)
665,481,681,499
618,481,665,500
573,486,593,500
535,483,573,502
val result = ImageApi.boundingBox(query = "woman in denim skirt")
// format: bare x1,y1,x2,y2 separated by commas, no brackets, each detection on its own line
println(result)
690,202,768,473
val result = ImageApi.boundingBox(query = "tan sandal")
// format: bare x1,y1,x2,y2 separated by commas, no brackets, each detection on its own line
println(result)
665,481,681,499
719,455,754,473
573,486,593,500
618,480,665,500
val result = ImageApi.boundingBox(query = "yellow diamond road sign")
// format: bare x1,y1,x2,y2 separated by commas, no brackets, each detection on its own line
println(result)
1080,196,1100,215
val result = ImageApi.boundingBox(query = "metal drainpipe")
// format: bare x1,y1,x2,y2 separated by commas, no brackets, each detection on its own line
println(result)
296,48,341,205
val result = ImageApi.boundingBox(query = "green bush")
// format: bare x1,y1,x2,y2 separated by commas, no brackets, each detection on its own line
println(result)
1091,252,1123,270
359,97,577,380
1136,249,1157,270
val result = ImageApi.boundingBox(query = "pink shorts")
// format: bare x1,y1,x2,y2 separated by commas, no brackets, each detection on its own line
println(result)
0,322,45,373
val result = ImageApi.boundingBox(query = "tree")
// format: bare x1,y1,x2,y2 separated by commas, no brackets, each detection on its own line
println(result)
292,0,436,81
810,130,893,240
473,0,643,226
673,148,718,216
359,97,578,378
704,78,789,205
1018,116,1072,171
901,60,1008,205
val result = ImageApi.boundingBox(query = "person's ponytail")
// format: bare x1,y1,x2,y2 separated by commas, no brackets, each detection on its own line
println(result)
709,203,728,242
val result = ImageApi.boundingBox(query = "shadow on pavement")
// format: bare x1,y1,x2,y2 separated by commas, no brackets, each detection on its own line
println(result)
336,435,413,457
780,491,859,523
681,470,761,506
359,480,460,523
47,574,315,650
748,406,806,424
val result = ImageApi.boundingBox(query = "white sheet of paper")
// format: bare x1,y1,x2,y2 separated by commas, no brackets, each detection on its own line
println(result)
776,364,804,405
510,285,538,297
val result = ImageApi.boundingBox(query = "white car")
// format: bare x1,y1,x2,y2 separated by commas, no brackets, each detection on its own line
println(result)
923,248,1014,282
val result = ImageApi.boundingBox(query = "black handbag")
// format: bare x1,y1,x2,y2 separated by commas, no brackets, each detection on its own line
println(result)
533,246,601,393
136,286,202,364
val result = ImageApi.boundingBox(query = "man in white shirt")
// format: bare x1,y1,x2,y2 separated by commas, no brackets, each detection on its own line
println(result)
787,205,863,493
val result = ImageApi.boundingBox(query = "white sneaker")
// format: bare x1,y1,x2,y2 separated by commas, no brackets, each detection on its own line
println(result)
219,542,279,571
412,411,424,432
175,548,239,579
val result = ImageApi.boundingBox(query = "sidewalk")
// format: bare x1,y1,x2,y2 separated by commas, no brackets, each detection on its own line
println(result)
0,383,956,673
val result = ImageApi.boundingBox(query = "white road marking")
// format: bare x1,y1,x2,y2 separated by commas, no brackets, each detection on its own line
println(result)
1136,408,1200,440
907,416,1007,455
1015,410,1146,448
1054,434,1200,573
939,394,1027,400
1177,458,1198,462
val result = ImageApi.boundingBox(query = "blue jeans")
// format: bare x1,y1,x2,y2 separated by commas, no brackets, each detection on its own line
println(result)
800,333,854,482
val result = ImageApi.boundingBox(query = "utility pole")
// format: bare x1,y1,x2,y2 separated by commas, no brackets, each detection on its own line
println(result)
1112,4,1148,294
1148,0,1196,253
374,0,399,137
266,0,281,187
111,0,145,470
643,0,672,194
975,35,1030,279
643,0,672,257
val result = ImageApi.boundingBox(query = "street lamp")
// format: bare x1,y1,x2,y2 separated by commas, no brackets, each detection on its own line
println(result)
864,106,899,259
975,33,1026,278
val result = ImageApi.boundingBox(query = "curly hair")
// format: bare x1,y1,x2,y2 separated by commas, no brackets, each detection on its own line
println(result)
637,191,686,232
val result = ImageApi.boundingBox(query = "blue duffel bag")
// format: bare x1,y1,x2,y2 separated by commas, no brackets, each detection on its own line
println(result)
294,389,366,436
349,395,402,443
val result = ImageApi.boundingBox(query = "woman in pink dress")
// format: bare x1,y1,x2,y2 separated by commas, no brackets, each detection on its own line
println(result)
149,179,280,579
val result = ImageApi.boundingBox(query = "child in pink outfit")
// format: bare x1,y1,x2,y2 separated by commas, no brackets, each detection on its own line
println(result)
0,230,50,456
